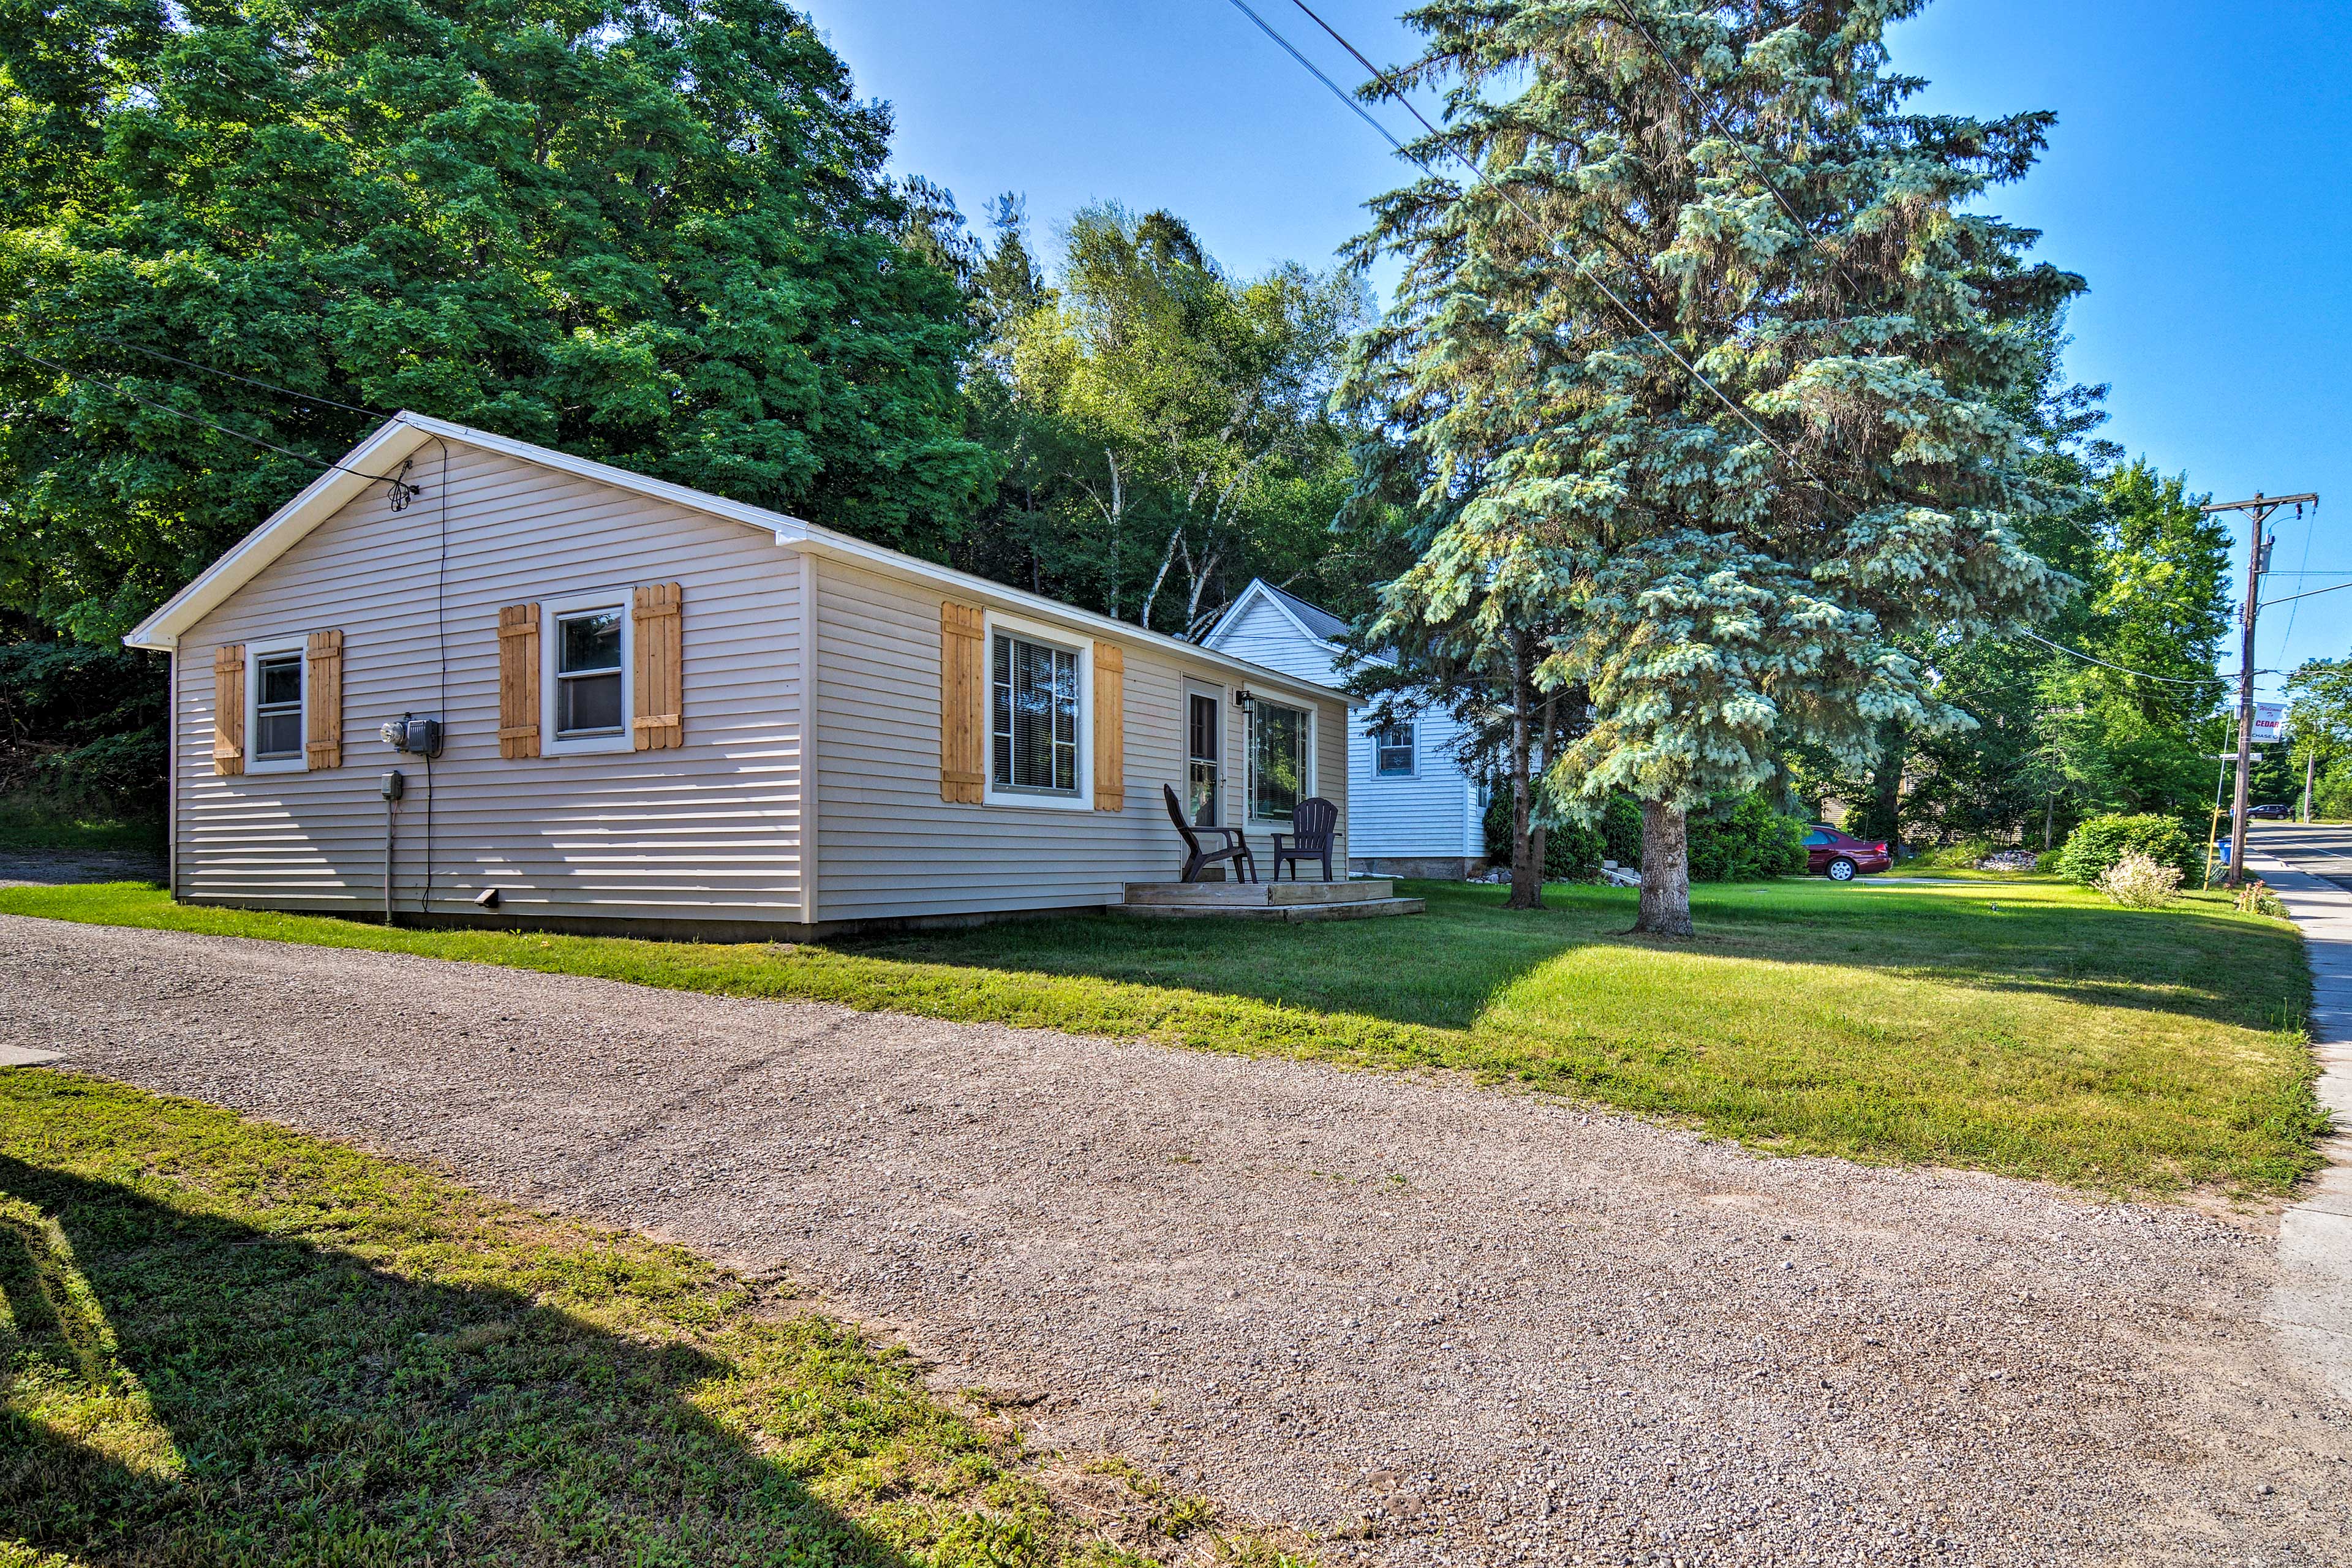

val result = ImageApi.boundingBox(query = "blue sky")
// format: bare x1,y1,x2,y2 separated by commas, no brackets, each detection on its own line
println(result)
808,0,2350,700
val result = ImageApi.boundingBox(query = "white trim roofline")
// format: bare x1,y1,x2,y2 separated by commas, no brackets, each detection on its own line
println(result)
1205,577,1340,656
123,413,1355,708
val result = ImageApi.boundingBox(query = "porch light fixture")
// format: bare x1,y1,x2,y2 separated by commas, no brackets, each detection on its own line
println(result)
1233,687,1257,714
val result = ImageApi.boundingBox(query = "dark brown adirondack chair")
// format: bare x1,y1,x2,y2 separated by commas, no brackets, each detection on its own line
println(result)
1163,783,1258,883
1270,796,1339,881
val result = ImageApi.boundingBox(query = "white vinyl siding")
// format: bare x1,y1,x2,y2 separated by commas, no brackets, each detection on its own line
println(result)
173,445,810,924
1205,582,1476,862
813,561,1347,921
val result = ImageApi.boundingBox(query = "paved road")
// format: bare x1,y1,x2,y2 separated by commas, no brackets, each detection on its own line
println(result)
2,913,2348,1567
2241,824,2352,1410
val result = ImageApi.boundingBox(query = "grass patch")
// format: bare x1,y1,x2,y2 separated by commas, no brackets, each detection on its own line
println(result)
0,796,160,857
0,1071,1285,1566
0,876,2326,1196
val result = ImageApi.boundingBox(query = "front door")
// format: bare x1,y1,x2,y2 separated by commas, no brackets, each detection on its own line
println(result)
1186,688,1221,825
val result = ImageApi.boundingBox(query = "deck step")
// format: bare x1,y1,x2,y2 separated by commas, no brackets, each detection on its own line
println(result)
1121,879,1393,908
1117,895,1425,923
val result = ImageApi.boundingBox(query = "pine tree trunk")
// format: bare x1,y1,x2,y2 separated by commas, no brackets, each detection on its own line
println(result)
1633,799,1693,937
1505,641,1544,910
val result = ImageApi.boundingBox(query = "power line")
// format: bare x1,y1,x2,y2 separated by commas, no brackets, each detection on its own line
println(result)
3,344,420,496
85,334,389,418
2016,628,2239,688
1232,0,1823,486
2255,576,2352,611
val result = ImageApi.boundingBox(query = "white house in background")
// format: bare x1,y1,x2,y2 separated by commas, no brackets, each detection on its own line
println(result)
1204,579,1487,878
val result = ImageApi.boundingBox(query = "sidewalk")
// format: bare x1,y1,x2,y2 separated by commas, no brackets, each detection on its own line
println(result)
2244,846,2352,1401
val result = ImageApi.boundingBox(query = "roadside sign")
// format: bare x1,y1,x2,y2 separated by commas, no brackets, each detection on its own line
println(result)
2254,703,2287,745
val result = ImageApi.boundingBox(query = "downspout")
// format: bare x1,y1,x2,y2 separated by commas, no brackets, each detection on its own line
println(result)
166,649,180,900
799,548,821,927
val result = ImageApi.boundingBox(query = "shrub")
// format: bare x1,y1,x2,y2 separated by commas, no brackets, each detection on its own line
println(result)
2034,849,2062,875
1480,791,1604,880
1482,788,1803,881
2094,851,2181,908
1911,838,1994,870
2054,813,2199,885
1687,793,1809,881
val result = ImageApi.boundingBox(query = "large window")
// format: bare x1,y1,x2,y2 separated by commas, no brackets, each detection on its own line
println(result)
992,631,1079,795
556,608,625,738
252,652,304,763
1248,699,1310,823
1373,722,1415,777
1186,690,1221,825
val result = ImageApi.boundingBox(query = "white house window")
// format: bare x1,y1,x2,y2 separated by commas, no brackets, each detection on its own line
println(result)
992,631,1079,794
556,608,625,737
1373,722,1416,777
252,652,304,762
1248,699,1311,822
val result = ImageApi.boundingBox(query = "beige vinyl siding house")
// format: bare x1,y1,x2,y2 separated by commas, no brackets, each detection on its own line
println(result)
127,413,1351,935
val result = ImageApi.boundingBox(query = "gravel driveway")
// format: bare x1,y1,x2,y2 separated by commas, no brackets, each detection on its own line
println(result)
2,914,2346,1567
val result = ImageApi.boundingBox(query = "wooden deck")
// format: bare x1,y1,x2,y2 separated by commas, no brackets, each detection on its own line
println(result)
1116,878,1424,922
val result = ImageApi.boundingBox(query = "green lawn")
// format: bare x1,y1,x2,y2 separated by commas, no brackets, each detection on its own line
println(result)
0,876,2325,1195
0,1072,1280,1567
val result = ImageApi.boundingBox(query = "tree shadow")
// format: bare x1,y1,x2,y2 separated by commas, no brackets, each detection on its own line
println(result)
828,879,2305,1037
0,1155,914,1566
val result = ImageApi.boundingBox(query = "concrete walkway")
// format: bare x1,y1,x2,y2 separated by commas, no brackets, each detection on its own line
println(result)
2244,829,2352,1401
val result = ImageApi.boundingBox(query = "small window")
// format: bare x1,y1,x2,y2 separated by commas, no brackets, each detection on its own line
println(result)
556,609,624,737
1249,699,1310,822
1373,722,1415,777
253,652,304,761
992,631,1079,794
1803,829,1831,847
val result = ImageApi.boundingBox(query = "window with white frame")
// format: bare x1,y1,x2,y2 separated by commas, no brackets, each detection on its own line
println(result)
1373,722,1415,777
1248,699,1311,823
992,630,1080,794
252,650,304,763
554,607,625,739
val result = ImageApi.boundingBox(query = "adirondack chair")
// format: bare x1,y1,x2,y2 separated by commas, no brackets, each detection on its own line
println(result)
1269,796,1339,881
1163,784,1258,883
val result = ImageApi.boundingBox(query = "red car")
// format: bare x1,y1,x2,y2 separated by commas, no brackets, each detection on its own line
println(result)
1803,824,1891,881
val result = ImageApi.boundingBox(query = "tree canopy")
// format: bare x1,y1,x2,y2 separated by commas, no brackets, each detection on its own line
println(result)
0,0,990,643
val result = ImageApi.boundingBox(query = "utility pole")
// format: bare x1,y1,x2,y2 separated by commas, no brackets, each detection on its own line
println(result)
2201,490,2320,885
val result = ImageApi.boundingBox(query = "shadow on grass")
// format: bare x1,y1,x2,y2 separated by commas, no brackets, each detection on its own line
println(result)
832,878,2307,1036
0,1154,910,1566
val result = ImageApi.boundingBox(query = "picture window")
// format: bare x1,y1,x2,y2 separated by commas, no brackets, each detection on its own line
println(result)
1249,700,1310,822
991,631,1079,794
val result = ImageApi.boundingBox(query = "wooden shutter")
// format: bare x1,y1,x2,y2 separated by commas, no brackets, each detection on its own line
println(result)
497,603,541,759
304,629,344,769
1093,641,1125,810
939,601,985,803
211,644,245,777
632,582,683,750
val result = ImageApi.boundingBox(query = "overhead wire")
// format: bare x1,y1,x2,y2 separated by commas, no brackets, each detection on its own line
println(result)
2013,628,2243,688
1,342,419,497
1235,1,2252,701
1229,0,1824,486
83,334,390,418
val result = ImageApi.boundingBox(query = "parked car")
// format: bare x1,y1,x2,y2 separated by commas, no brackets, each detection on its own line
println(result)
1803,824,1891,881
2248,803,2292,820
